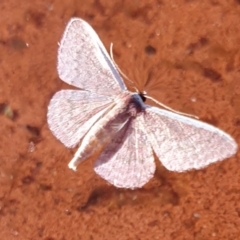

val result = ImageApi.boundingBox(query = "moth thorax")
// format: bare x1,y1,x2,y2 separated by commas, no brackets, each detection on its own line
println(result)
128,94,145,117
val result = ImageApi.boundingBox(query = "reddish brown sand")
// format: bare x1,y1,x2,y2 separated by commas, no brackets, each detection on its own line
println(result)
0,0,240,239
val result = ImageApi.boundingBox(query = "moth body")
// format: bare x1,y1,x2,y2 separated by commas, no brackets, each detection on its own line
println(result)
68,92,145,170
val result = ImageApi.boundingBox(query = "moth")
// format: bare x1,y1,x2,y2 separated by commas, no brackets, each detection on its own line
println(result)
47,18,238,189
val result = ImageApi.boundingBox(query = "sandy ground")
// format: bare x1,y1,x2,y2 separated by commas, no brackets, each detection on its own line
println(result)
0,0,240,239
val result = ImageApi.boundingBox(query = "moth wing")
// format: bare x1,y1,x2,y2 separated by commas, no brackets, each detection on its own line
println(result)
94,116,155,189
143,106,238,172
58,18,126,95
47,90,113,148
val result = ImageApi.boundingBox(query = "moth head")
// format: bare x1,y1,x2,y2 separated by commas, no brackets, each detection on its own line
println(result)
139,91,147,102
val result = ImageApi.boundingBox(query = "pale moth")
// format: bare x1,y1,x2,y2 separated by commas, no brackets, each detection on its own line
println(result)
47,18,238,189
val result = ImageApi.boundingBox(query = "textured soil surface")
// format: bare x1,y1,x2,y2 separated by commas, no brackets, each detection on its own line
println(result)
0,0,240,239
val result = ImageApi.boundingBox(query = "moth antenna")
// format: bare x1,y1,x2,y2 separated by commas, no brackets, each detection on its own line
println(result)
110,43,135,85
145,95,199,119
133,86,139,93
109,44,197,119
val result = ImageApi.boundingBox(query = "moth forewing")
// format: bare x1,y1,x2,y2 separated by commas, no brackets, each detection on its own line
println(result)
47,90,114,148
57,18,126,95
